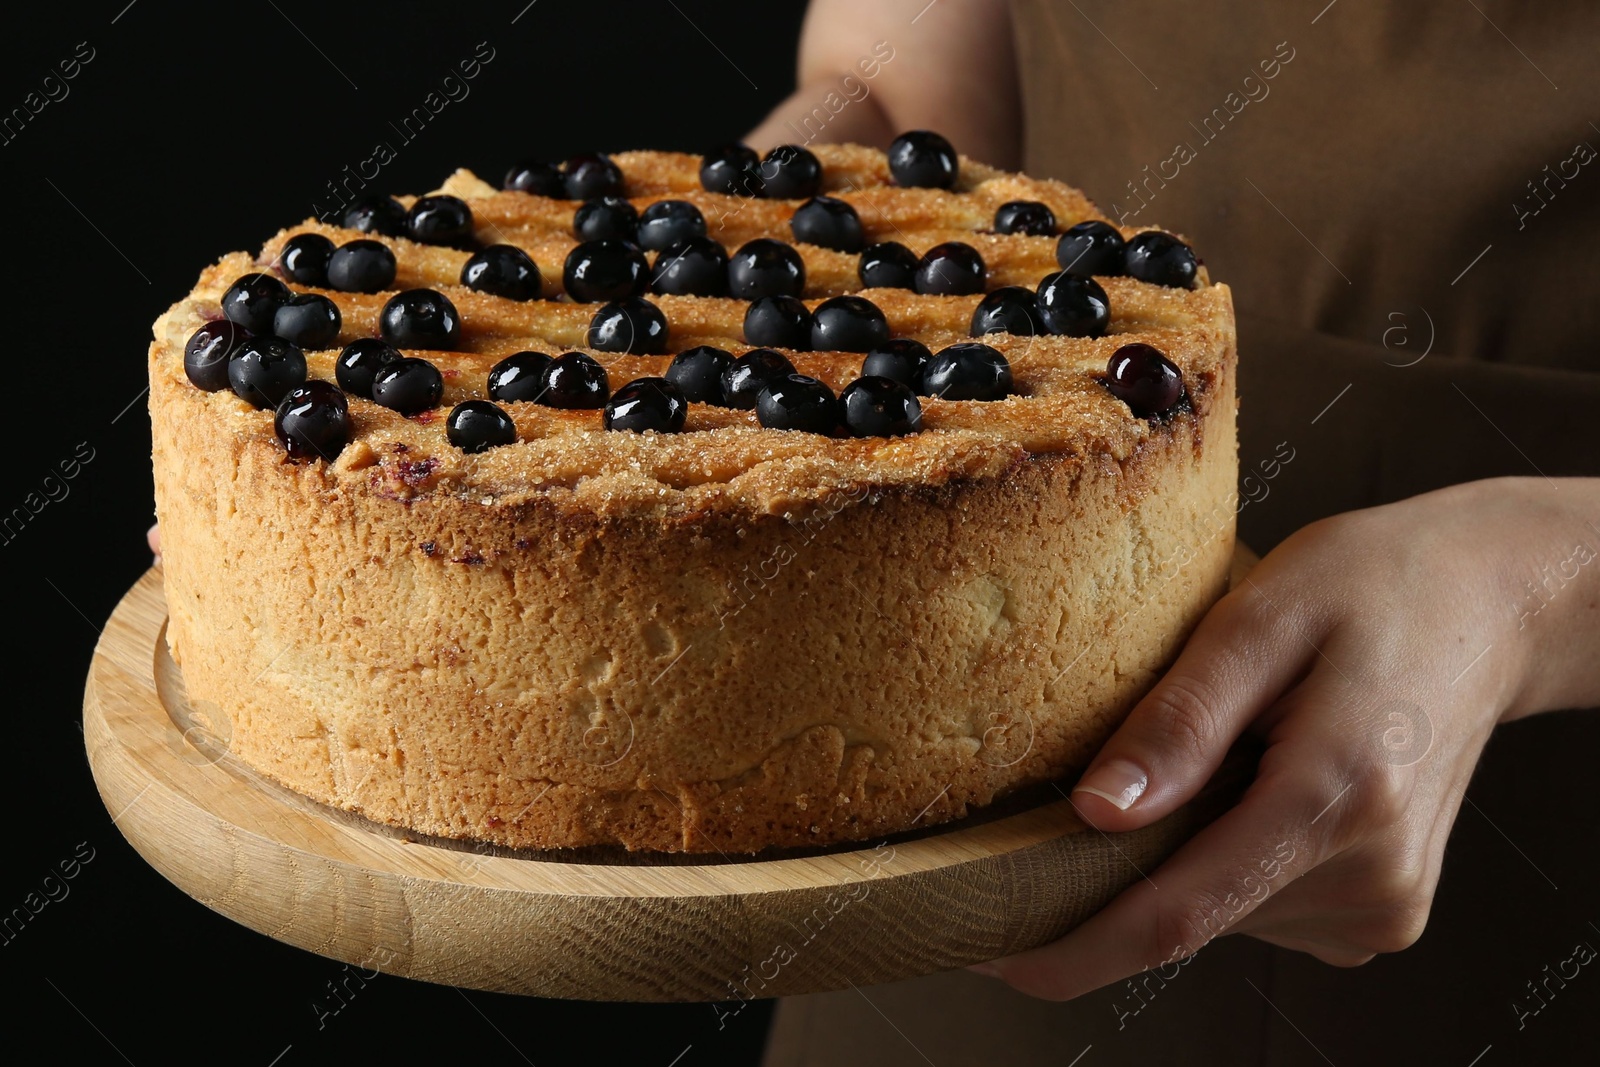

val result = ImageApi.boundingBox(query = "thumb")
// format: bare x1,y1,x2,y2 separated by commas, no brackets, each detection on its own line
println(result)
1069,587,1307,831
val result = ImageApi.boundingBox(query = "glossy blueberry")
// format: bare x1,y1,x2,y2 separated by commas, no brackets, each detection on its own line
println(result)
758,145,823,199
278,233,335,286
888,130,958,189
573,196,638,242
460,244,542,301
757,374,838,434
636,200,706,251
273,293,342,349
588,297,669,354
503,159,564,197
184,320,251,391
379,289,462,349
665,346,734,404
326,240,397,294
789,195,864,252
487,351,554,403
743,295,813,350
407,194,474,247
919,342,1012,401
861,338,931,389
727,238,805,300
335,338,401,399
221,273,290,334
1056,220,1126,276
858,241,919,290
563,239,648,303
604,377,687,433
563,153,625,199
651,237,729,297
446,400,517,453
720,349,795,410
970,286,1045,337
338,194,408,237
540,352,610,408
993,200,1056,237
841,376,922,437
1124,230,1198,288
1105,342,1185,417
811,295,890,352
914,242,986,296
371,357,444,415
700,143,764,195
1035,271,1110,337
229,336,307,409
274,381,349,460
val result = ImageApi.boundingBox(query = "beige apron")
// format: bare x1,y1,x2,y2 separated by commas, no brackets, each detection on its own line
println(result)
763,2,1600,1062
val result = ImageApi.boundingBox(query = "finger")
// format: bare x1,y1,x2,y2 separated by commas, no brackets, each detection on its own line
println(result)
1072,575,1320,831
147,522,161,556
984,742,1339,1001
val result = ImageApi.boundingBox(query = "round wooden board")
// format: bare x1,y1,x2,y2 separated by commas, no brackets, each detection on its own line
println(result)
85,550,1257,1002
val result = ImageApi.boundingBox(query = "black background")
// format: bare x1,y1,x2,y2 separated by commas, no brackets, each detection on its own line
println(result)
4,2,803,1064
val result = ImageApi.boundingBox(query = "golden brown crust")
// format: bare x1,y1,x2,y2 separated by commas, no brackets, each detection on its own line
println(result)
151,143,1238,851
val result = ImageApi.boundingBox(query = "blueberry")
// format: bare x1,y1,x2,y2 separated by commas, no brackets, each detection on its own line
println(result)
184,319,250,391
920,342,1012,401
665,346,733,404
588,297,669,354
371,357,444,415
1124,231,1198,288
1105,342,1185,416
446,399,517,453
460,244,542,301
563,239,648,303
221,273,290,334
574,196,638,242
1035,271,1110,337
636,200,706,251
858,241,918,290
721,349,795,409
757,373,838,434
888,130,958,189
811,295,890,352
326,239,397,293
604,377,687,433
335,338,401,399
970,286,1045,337
278,233,335,286
1056,220,1126,276
273,293,342,349
759,145,823,199
229,336,307,409
651,237,729,297
994,200,1056,236
790,195,863,252
841,376,922,437
861,338,931,388
563,153,625,199
743,295,813,350
914,242,986,295
701,143,763,195
274,381,350,460
379,289,462,349
487,351,554,403
407,194,474,247
541,352,610,408
727,238,805,300
504,159,564,197
338,194,408,237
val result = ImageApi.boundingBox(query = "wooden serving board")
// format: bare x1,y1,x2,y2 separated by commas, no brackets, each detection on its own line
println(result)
84,550,1258,1002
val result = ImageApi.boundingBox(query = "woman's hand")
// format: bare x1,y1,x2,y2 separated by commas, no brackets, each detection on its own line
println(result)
972,476,1600,999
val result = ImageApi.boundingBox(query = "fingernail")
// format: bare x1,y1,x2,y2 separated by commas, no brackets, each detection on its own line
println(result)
1073,759,1149,810
966,962,1002,978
